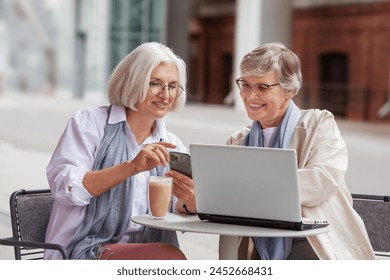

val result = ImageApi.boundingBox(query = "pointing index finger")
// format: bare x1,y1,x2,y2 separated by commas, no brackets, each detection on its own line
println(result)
157,142,177,149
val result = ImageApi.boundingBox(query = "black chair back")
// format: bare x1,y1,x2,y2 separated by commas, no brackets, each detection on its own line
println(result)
0,189,68,260
352,193,390,259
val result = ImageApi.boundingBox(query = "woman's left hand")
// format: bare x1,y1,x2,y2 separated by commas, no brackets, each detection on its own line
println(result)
167,170,196,214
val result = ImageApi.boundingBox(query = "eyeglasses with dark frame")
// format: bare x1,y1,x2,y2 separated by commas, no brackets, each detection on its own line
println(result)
149,79,184,98
235,78,280,96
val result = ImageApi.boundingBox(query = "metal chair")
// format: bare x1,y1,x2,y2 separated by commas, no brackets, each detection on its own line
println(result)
0,189,68,259
352,193,390,259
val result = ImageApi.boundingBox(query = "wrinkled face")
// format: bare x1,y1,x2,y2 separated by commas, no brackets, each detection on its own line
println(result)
239,70,294,128
136,62,179,120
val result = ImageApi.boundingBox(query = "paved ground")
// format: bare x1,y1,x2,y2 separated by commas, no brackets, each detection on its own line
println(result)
0,93,389,260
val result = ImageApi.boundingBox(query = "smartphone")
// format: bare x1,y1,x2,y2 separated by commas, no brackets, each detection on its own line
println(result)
169,151,192,178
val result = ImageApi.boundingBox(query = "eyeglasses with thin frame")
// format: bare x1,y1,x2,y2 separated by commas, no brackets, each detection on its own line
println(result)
149,79,184,98
235,78,280,96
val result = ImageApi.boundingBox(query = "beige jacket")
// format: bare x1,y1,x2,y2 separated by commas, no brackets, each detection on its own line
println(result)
226,109,375,260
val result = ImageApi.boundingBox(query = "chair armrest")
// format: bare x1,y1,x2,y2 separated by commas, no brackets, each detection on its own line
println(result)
0,237,69,259
374,251,390,260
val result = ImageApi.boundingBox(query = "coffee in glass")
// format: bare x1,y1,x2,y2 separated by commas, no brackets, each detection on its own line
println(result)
147,176,173,219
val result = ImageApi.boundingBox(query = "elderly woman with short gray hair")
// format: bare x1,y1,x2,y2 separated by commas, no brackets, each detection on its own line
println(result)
226,42,375,259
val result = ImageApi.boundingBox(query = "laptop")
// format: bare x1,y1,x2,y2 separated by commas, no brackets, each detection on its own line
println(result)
189,143,329,231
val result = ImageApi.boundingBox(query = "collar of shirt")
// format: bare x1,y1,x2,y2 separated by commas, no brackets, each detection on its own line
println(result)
108,105,126,124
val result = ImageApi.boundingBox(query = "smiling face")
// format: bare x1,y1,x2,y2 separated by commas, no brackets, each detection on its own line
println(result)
135,62,179,121
240,70,294,128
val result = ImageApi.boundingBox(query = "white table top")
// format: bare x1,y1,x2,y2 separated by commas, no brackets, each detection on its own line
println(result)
132,213,330,237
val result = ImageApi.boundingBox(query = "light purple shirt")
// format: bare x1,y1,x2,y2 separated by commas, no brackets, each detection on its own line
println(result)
44,105,187,259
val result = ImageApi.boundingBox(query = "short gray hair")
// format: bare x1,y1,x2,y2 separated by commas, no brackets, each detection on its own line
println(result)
240,42,302,94
108,42,187,111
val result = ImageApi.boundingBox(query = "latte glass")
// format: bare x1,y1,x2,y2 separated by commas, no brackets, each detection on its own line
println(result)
147,176,173,219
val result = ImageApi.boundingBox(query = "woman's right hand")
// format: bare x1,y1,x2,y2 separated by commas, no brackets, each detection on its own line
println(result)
130,142,177,174
83,142,176,197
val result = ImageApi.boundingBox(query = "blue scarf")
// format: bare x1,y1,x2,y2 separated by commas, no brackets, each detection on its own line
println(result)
242,100,300,260
66,106,178,259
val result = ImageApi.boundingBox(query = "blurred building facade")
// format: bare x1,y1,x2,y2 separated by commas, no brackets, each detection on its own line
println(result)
292,0,390,122
0,0,58,95
0,0,389,122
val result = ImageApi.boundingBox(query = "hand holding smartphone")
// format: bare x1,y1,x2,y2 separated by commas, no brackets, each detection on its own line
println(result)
169,151,192,178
